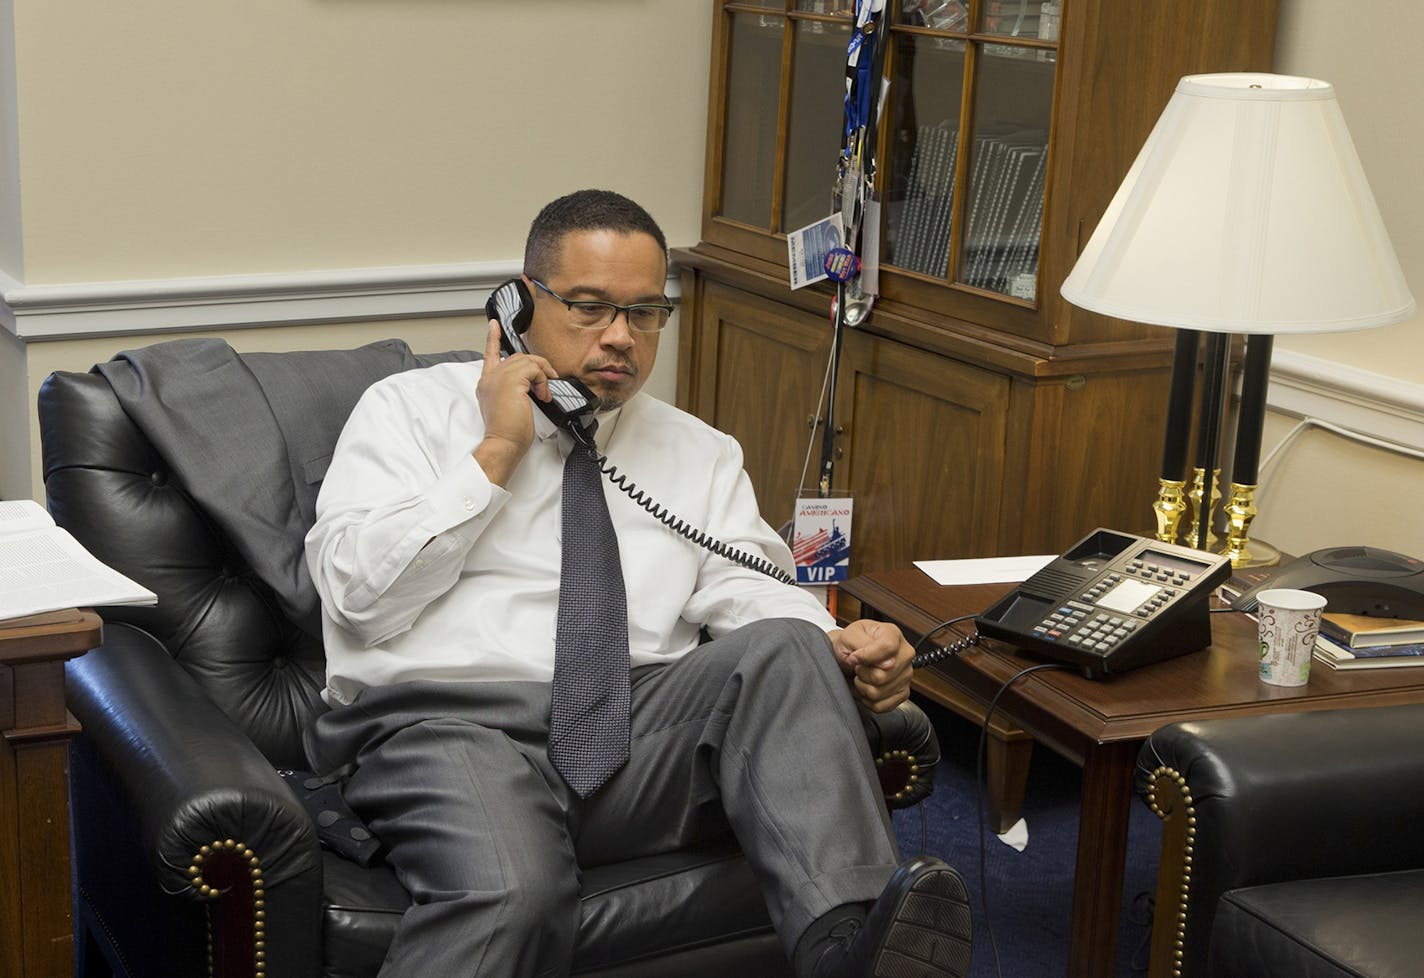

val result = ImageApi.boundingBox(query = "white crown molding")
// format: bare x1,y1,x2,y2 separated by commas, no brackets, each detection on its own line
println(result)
0,261,683,341
1267,347,1424,451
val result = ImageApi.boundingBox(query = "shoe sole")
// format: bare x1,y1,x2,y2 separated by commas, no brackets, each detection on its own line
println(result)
871,865,973,978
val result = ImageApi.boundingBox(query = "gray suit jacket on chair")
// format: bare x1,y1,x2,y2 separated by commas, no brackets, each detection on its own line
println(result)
96,337,478,638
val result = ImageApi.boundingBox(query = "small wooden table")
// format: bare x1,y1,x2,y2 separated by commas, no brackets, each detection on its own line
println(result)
0,609,102,978
842,568,1424,978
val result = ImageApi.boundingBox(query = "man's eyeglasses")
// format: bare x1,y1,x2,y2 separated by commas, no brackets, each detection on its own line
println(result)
529,278,674,333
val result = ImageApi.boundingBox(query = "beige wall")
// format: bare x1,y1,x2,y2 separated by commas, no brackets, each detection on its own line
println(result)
2,0,710,499
1256,0,1424,557
1273,0,1424,382
1254,409,1424,560
0,0,20,277
8,0,712,283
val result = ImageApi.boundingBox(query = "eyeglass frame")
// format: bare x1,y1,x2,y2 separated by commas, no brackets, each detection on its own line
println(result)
528,277,674,333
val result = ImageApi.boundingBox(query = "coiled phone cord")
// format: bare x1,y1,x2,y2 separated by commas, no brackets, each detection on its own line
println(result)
592,446,990,652
910,613,983,668
587,446,1002,651
588,446,798,586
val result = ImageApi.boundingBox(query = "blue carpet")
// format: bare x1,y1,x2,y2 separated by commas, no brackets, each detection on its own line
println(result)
890,700,1162,978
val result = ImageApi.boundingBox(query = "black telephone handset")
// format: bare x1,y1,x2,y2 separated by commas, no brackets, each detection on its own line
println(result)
485,278,599,444
482,278,795,585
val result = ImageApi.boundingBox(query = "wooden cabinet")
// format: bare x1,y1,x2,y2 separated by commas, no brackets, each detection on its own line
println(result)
683,279,1011,569
675,0,1279,574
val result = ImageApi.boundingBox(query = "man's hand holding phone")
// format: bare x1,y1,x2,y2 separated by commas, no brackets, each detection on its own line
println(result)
474,319,557,487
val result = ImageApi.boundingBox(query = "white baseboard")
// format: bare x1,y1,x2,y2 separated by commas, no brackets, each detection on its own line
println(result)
0,262,683,340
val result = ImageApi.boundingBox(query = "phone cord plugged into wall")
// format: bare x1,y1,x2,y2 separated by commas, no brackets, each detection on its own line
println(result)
585,444,797,586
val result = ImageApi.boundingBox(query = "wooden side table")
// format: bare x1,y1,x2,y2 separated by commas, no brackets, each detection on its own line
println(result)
843,567,1424,978
0,609,102,978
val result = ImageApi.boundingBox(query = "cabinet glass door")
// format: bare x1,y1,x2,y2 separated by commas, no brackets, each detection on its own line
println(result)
719,12,785,227
782,18,853,233
717,4,855,237
793,0,857,12
884,34,966,278
959,42,1053,300
888,0,1058,303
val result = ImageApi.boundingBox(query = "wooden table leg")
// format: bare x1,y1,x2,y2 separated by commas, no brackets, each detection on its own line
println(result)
1066,739,1138,978
985,732,1033,834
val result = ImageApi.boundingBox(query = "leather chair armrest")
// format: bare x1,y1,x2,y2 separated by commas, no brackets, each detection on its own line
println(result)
1135,703,1424,978
859,700,939,809
67,621,323,977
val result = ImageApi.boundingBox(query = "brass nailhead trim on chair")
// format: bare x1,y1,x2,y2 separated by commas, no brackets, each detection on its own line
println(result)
188,838,266,978
1145,766,1196,978
875,749,921,802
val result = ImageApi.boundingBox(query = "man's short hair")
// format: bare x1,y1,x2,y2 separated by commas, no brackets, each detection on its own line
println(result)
523,190,669,281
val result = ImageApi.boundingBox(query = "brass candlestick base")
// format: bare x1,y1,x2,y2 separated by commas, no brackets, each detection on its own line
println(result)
1153,478,1189,544
1186,467,1221,552
1219,482,1281,568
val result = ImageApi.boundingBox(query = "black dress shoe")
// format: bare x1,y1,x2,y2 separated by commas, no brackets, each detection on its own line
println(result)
811,857,973,978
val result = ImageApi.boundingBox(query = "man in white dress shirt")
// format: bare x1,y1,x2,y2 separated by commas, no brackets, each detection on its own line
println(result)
303,189,972,978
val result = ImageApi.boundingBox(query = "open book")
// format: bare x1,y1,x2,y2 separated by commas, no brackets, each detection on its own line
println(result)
0,498,157,622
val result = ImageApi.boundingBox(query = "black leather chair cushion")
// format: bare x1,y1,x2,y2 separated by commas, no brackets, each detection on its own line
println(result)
1210,870,1424,978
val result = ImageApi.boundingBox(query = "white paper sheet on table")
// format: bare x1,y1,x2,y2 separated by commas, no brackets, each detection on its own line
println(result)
913,555,1056,586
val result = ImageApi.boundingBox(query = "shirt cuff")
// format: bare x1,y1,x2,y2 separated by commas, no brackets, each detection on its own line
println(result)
421,451,510,539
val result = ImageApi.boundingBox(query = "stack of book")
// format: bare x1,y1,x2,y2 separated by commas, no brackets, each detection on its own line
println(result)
1312,613,1424,671
960,126,1048,298
890,123,1047,296
893,123,959,278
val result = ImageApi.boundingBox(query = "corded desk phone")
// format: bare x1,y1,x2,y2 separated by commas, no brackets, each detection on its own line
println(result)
974,528,1234,678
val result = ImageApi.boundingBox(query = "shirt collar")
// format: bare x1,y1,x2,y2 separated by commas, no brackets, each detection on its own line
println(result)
533,402,625,454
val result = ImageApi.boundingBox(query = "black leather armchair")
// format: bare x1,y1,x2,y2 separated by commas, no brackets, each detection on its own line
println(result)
1136,704,1424,978
39,342,941,978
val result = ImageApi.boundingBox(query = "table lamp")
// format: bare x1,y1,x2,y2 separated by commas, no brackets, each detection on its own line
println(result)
1061,73,1415,564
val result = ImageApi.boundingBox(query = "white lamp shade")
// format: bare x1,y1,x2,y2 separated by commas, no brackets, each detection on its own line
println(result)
1061,73,1415,334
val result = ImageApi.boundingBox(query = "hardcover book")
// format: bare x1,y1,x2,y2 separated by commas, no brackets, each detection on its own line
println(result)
1320,612,1424,648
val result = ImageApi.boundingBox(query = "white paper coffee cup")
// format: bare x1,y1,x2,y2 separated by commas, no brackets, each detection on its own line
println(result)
1256,588,1328,686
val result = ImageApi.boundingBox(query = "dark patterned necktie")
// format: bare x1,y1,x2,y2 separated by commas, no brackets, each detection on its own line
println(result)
549,425,630,798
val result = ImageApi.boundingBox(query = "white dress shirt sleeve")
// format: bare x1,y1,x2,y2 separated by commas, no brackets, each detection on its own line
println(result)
306,375,510,647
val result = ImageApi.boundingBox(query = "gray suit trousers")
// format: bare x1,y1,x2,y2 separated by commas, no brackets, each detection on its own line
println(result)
304,617,901,978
